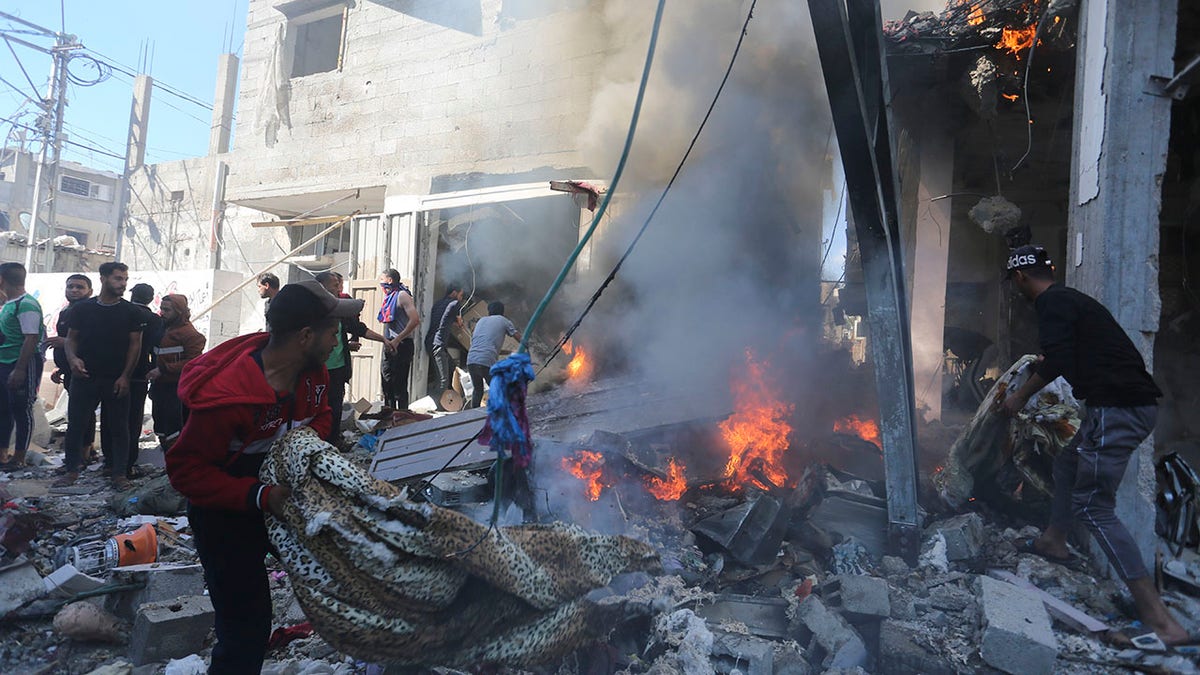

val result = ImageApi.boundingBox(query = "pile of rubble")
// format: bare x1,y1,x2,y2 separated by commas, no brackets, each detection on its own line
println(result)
6,383,1200,674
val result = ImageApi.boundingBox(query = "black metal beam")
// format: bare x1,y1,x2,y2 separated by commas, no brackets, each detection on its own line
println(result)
806,0,921,561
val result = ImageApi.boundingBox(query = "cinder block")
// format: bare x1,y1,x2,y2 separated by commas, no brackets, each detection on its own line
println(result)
979,576,1058,674
106,564,207,620
927,513,984,561
710,630,774,675
828,575,891,622
791,596,867,670
129,595,214,666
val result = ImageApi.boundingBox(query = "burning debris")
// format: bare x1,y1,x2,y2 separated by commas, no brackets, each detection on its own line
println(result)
884,0,1077,56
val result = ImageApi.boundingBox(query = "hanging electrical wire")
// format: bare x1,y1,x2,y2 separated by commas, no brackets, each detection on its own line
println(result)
538,0,759,371
65,52,111,86
515,0,667,355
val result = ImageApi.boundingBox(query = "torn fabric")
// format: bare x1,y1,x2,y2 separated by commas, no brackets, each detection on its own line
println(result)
936,354,1081,509
260,426,658,667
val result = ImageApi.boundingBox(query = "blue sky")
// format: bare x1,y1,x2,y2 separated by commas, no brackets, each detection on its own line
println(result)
0,1,246,174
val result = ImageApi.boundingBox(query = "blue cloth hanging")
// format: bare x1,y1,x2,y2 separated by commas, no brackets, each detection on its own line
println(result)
479,353,535,467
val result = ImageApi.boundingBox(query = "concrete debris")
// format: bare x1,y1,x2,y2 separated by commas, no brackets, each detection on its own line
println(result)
104,563,207,620
43,563,106,597
789,596,868,670
877,620,956,675
825,575,890,622
927,512,984,561
0,557,47,614
919,532,951,572
129,595,215,665
709,629,775,675
4,400,1198,675
978,576,1059,674
969,195,1021,234
655,608,717,675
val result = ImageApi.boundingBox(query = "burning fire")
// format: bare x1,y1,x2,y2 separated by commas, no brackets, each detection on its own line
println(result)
645,458,688,501
563,340,593,381
562,450,605,501
996,25,1039,58
956,0,985,26
1001,93,1019,102
718,350,794,490
834,414,882,447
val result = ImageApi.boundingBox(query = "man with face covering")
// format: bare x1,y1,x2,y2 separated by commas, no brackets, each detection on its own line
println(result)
166,280,362,673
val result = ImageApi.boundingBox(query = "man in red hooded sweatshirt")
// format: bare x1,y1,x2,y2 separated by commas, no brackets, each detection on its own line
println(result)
166,280,363,674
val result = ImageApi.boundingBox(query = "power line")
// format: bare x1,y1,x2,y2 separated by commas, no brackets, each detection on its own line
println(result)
63,119,197,161
2,34,43,96
84,47,214,111
539,0,759,370
6,118,123,160
518,0,668,355
0,72,36,102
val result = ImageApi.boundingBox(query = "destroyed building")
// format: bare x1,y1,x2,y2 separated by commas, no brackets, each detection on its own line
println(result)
4,0,1200,673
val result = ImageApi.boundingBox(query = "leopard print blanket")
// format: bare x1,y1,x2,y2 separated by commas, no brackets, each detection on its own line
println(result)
260,426,659,667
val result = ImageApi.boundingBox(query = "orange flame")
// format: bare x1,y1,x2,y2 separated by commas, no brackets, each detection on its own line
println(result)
1002,93,1019,102
718,350,794,490
563,340,593,381
645,458,688,501
834,415,882,447
562,450,605,501
996,25,1038,58
957,0,985,26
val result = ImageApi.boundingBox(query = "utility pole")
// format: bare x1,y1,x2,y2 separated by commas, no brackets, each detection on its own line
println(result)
0,11,80,273
39,35,76,273
114,74,152,262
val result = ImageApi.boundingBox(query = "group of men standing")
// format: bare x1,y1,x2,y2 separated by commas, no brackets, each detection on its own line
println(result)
0,262,205,492
372,271,520,412
263,268,519,418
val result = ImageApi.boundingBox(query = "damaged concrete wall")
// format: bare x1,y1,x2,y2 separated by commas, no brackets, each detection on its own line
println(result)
123,157,285,333
1067,0,1177,574
231,0,620,201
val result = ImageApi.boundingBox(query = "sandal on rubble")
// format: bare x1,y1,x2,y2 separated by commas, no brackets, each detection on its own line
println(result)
1014,537,1089,572
51,472,80,487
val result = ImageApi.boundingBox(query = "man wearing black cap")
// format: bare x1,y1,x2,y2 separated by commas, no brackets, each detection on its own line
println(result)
1002,245,1187,646
166,280,363,673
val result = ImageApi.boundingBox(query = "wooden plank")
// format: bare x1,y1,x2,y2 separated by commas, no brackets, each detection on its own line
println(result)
987,569,1109,634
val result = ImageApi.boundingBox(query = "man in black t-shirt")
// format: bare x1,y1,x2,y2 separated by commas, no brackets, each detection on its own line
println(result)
1001,245,1186,647
46,275,96,457
54,262,145,491
114,283,162,478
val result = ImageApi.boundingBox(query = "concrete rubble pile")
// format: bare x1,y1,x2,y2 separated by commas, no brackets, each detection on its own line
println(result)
4,388,1200,675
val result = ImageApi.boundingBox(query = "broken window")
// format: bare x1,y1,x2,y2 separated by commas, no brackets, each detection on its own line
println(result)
288,6,346,78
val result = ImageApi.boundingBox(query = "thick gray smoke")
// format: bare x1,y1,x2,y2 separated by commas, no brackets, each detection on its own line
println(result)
563,0,833,394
